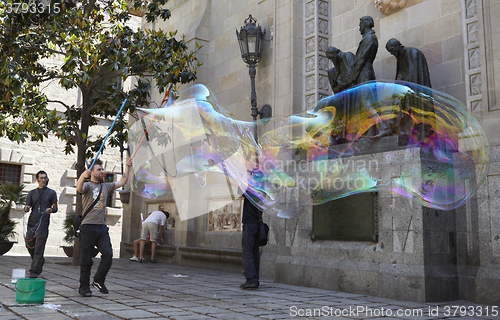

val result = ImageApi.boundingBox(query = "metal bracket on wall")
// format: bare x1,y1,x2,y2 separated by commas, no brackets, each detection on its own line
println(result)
259,104,272,119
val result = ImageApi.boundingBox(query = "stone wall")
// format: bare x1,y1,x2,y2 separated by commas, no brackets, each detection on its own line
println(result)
331,0,465,102
122,0,500,304
1,133,124,258
260,143,499,304
456,144,500,305
259,144,458,303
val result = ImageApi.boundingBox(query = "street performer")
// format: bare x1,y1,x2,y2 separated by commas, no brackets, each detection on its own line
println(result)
76,158,132,297
24,170,58,279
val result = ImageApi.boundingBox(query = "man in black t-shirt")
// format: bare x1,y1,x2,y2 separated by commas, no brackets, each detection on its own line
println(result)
240,192,263,289
225,168,265,289
24,170,58,279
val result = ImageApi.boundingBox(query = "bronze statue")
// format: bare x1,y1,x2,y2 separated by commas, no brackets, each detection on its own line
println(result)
325,47,355,94
386,38,435,143
349,16,378,85
385,38,432,87
347,16,390,139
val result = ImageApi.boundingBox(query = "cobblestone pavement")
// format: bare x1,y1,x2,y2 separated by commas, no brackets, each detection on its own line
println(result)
0,255,499,320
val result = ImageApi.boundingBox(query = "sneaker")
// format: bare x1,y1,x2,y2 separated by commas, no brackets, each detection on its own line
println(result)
139,258,144,263
92,281,109,294
150,259,158,263
239,280,259,289
79,286,92,297
129,256,139,262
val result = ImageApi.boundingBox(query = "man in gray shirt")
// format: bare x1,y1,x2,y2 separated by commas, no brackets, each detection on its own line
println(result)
24,170,58,278
76,158,132,297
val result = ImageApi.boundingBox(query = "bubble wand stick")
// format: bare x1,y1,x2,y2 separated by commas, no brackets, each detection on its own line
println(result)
89,98,128,170
130,85,174,161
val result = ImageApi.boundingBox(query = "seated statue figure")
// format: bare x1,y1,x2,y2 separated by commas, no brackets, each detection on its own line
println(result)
325,46,355,94
319,17,391,143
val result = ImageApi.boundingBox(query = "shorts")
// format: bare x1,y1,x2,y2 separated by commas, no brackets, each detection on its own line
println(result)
141,222,159,241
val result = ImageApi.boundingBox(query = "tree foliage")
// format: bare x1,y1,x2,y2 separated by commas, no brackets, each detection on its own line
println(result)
63,209,75,244
0,0,199,262
0,0,199,169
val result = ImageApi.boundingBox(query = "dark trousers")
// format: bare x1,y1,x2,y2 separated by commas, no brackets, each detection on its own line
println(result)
241,223,260,284
79,224,113,287
25,223,49,277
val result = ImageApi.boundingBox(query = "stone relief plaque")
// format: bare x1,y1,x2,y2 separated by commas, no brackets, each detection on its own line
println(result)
207,198,243,232
146,202,177,230
374,0,407,15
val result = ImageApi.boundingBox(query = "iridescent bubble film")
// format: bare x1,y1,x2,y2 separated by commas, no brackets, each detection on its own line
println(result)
128,82,489,220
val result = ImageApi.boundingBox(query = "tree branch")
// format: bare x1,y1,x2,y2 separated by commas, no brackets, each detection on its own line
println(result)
46,99,71,110
39,74,64,83
90,99,116,112
85,0,97,18
46,100,79,139
86,138,103,148
21,45,66,56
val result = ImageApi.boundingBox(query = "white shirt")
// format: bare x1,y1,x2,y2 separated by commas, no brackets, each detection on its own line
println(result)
143,210,167,226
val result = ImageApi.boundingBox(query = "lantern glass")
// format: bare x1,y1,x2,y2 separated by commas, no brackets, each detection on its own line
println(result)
236,15,264,65
247,35,257,55
238,33,248,56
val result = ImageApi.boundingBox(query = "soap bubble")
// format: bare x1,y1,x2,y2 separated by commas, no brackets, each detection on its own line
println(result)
128,82,489,220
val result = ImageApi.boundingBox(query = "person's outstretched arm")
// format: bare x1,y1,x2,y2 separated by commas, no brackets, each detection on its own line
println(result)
115,159,133,189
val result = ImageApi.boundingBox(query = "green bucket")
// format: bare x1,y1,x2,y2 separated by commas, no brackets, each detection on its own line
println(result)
16,278,46,304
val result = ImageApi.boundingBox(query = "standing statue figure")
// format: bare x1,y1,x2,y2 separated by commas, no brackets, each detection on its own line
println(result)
385,38,432,87
349,16,378,85
349,16,391,139
385,38,434,143
325,46,355,94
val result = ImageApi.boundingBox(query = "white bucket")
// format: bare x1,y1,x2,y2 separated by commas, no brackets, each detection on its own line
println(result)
11,269,25,284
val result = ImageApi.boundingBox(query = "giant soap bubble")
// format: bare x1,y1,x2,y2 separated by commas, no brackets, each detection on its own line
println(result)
128,82,489,220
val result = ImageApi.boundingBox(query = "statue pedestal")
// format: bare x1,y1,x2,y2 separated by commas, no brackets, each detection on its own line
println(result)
261,142,464,302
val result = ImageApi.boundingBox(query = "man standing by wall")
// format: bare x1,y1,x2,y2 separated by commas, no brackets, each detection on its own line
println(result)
24,170,58,279
240,192,263,289
76,158,132,297
225,169,264,289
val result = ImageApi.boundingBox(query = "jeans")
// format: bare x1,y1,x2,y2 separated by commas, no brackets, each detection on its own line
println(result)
241,223,260,283
79,224,113,287
25,222,49,277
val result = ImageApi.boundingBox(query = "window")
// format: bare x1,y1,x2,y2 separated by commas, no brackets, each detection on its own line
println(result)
0,163,22,185
312,192,378,242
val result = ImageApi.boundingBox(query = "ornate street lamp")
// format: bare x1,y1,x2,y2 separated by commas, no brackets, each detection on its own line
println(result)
236,15,272,147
